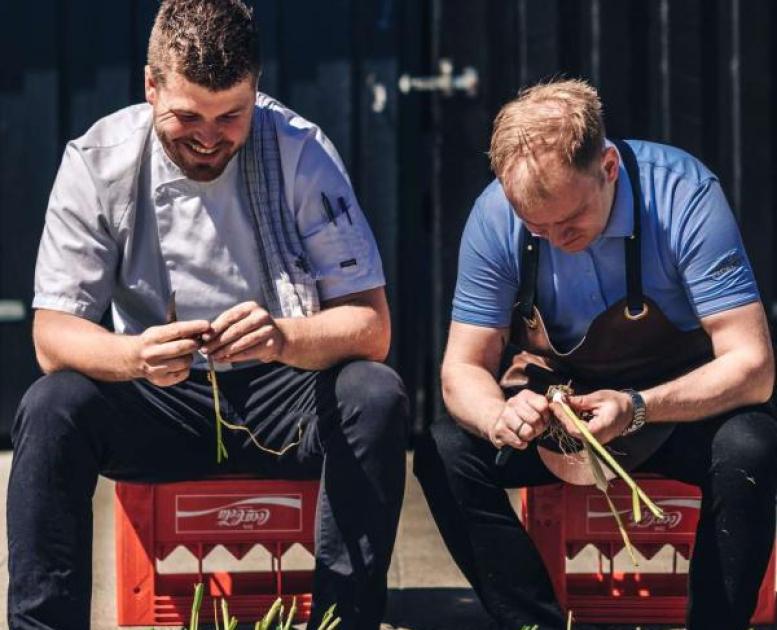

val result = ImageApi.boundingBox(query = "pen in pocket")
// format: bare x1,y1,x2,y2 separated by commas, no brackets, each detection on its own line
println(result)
337,196,353,225
321,192,337,225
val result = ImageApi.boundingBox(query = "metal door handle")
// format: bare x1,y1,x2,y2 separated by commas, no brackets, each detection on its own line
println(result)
399,59,478,97
0,300,26,322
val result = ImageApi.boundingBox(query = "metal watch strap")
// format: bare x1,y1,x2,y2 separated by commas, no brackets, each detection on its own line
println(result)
621,389,647,435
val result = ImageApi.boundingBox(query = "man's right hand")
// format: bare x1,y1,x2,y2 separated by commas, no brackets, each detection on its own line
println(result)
487,389,551,451
127,320,211,387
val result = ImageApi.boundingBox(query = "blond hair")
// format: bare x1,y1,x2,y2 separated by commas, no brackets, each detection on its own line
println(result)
489,79,605,207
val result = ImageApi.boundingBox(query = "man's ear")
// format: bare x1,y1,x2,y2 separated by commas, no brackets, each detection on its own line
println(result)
144,66,158,106
602,146,619,183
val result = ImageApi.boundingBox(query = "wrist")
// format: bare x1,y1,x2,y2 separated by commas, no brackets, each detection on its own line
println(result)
480,398,506,440
273,317,292,363
120,334,144,380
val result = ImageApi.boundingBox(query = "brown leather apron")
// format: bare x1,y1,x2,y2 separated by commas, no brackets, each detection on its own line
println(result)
498,140,713,484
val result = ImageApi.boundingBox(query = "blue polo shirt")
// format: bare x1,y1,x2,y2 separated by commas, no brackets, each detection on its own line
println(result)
452,140,759,352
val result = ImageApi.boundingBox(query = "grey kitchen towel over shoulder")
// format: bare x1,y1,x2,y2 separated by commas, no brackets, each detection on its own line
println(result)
241,105,321,319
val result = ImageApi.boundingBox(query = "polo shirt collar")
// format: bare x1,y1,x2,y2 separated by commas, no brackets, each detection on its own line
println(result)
599,140,635,239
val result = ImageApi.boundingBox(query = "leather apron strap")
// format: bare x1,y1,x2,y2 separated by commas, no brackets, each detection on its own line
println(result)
614,139,647,318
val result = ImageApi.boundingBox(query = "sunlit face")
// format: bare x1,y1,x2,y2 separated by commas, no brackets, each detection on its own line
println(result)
505,147,620,253
145,66,256,182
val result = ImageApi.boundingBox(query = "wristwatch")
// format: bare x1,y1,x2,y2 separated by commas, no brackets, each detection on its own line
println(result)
621,389,647,435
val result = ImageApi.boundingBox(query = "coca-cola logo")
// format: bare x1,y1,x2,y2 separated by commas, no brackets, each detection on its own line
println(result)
217,507,272,527
175,494,303,534
586,496,701,534
628,510,683,529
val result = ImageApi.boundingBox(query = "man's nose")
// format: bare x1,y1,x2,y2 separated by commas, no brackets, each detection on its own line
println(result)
193,126,220,147
547,226,567,247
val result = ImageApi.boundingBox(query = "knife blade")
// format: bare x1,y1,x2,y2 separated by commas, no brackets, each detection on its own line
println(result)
165,291,177,324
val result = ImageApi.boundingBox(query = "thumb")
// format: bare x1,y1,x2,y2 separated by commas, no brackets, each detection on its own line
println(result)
566,394,592,411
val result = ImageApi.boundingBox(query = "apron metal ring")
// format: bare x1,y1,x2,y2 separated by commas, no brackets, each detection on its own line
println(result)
624,303,649,321
523,315,538,329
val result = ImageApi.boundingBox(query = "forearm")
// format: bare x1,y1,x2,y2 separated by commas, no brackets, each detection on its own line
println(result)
642,347,774,423
275,301,390,371
33,310,137,381
441,362,506,437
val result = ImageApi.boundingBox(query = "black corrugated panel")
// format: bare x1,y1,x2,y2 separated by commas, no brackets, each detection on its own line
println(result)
0,0,63,446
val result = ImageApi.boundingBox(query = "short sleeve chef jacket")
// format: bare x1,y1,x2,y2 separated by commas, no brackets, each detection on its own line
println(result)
33,93,385,336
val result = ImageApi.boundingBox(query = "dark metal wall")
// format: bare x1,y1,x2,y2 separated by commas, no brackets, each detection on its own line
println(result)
0,2,157,444
0,0,775,444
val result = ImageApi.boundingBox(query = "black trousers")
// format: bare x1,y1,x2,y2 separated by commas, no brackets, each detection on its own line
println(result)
414,406,777,630
7,360,409,630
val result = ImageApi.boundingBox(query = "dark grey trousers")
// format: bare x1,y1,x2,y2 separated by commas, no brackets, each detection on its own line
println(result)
7,360,409,630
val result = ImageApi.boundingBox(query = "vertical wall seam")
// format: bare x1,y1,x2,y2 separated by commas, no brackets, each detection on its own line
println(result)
518,0,528,86
660,0,671,141
590,0,601,87
731,0,742,216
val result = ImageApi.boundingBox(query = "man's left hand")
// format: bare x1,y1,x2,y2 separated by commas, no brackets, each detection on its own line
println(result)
564,389,634,445
202,301,286,363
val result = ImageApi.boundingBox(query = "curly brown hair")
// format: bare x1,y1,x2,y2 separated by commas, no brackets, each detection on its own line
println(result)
147,0,260,91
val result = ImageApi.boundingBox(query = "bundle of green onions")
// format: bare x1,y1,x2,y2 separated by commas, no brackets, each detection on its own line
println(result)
547,385,664,566
188,583,340,630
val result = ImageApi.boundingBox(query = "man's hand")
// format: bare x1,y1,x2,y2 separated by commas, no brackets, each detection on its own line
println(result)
129,320,210,387
202,301,285,364
487,389,551,450
563,389,634,445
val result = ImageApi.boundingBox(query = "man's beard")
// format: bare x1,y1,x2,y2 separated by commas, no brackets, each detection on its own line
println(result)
155,127,241,182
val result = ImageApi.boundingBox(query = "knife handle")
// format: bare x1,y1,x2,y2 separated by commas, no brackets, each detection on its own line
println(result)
495,446,513,467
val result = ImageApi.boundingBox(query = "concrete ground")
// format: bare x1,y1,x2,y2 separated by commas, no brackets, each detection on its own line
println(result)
0,450,769,629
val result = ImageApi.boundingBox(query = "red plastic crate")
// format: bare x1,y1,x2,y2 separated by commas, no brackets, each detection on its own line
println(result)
115,478,319,627
523,476,776,625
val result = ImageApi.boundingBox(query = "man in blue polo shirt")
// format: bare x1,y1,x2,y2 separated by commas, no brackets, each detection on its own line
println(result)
415,79,777,630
